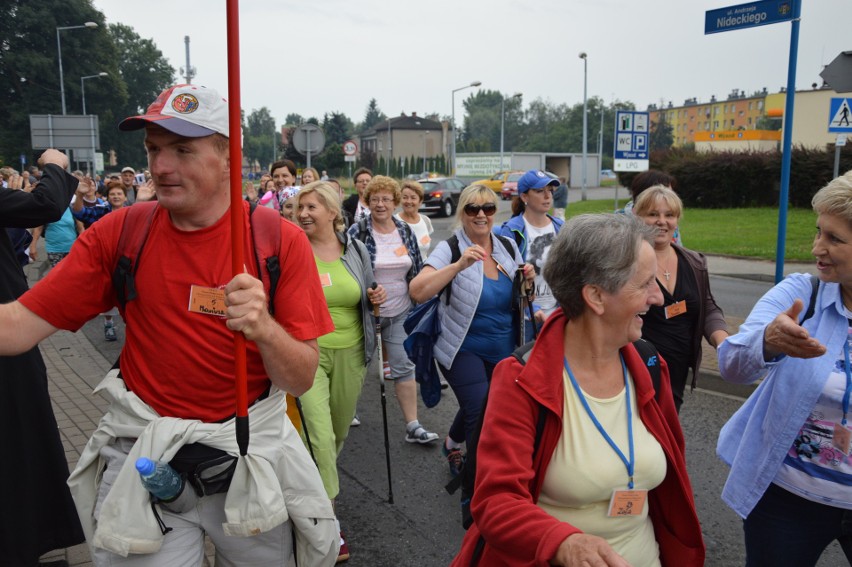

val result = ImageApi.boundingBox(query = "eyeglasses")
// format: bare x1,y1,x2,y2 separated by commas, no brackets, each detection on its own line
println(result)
463,203,497,217
369,197,394,205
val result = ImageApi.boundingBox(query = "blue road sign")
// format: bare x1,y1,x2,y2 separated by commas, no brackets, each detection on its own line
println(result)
613,111,649,172
705,0,794,35
829,98,852,133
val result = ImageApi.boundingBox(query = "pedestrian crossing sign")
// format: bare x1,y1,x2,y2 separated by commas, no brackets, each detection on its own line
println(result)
829,98,852,133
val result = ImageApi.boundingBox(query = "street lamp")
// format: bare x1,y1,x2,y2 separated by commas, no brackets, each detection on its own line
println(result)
579,52,588,201
81,72,108,115
500,92,522,171
451,80,482,176
56,21,98,114
81,72,107,176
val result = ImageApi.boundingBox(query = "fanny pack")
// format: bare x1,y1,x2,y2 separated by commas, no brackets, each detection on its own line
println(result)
169,443,237,497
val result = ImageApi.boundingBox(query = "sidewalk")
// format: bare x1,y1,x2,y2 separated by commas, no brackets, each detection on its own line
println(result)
28,253,815,566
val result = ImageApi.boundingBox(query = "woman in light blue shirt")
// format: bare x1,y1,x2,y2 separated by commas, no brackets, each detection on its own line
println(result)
717,170,852,566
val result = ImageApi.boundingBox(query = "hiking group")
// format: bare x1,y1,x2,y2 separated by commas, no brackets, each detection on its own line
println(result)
4,82,852,567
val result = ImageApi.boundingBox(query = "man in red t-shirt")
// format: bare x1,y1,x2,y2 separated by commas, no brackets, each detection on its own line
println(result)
0,85,337,565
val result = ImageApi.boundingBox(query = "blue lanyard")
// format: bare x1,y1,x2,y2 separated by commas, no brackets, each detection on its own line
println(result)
564,355,635,489
842,338,852,426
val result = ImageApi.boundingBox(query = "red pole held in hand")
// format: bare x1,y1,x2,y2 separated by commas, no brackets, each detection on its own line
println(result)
226,0,249,456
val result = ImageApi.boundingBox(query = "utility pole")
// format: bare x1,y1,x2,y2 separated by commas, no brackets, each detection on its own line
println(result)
181,36,196,84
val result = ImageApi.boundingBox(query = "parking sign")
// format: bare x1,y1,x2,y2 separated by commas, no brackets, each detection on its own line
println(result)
613,111,650,172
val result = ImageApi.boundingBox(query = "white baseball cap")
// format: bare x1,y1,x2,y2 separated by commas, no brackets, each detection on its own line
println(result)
119,84,229,138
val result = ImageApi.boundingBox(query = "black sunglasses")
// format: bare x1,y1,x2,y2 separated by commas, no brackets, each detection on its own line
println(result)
463,203,497,217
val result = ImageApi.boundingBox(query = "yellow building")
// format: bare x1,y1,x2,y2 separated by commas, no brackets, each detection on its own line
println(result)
648,85,845,151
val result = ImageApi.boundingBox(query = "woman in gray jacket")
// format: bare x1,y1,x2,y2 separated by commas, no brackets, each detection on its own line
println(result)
294,181,385,561
410,184,535,476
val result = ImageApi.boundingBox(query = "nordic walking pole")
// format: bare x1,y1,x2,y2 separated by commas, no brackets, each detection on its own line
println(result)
295,397,317,463
372,282,394,504
524,268,539,340
517,266,526,347
226,0,249,456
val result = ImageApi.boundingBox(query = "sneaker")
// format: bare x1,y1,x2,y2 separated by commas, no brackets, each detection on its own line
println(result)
350,414,361,427
442,443,465,477
405,425,439,444
104,321,117,342
336,531,350,563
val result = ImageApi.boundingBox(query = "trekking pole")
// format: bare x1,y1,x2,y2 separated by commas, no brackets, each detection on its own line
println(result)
525,270,539,340
226,0,249,456
294,397,317,463
517,266,527,346
372,282,394,504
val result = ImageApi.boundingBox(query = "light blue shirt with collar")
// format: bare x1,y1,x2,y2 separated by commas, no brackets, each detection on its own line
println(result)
717,273,850,518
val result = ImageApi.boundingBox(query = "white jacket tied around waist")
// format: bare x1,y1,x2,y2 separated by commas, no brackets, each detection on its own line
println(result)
67,370,338,565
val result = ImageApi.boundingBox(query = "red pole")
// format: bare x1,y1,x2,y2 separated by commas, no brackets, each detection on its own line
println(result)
226,0,249,456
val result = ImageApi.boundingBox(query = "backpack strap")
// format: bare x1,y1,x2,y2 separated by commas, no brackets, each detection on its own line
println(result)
632,338,661,402
799,274,820,325
442,234,461,304
112,201,159,314
247,204,282,316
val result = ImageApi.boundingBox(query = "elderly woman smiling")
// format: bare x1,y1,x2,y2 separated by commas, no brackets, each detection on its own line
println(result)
718,170,852,566
451,213,704,567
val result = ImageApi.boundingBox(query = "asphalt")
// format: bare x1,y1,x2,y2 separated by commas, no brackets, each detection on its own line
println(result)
23,235,818,566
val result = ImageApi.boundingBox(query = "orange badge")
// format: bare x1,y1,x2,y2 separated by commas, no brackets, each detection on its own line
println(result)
319,273,332,287
394,245,408,257
664,300,687,319
607,489,648,517
188,285,226,317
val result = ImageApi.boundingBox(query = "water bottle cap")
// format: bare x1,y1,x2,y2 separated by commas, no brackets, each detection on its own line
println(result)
135,457,155,475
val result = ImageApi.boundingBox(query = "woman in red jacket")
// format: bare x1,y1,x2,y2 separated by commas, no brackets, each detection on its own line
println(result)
453,213,705,567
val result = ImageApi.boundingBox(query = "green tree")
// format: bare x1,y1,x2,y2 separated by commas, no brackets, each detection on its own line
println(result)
322,112,353,145
106,23,175,168
361,98,386,131
284,113,304,127
243,107,275,173
649,113,674,151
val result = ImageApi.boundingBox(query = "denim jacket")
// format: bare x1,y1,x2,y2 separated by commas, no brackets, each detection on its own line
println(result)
716,273,849,518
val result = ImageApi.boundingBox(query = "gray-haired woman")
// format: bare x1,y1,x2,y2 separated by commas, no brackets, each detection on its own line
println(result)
453,213,704,567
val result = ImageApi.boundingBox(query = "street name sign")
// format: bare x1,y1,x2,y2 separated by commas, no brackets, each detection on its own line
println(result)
613,111,649,172
705,0,795,34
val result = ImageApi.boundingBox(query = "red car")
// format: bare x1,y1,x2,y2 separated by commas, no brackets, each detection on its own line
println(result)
500,172,525,200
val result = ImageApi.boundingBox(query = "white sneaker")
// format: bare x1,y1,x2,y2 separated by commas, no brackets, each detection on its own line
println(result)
405,425,439,444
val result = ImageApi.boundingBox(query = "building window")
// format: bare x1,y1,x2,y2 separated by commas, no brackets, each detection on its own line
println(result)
748,117,752,124
748,102,753,110
714,107,719,116
758,101,764,110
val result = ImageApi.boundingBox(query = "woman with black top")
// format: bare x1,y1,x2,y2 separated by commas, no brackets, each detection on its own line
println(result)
634,185,729,412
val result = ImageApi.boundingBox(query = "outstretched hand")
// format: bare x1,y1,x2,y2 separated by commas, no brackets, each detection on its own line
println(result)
763,299,827,360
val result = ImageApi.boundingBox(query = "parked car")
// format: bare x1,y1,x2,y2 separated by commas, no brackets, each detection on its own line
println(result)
418,177,466,217
501,170,560,200
601,169,616,179
471,170,523,194
499,171,525,200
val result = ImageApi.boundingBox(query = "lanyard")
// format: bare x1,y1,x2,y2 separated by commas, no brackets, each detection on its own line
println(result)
842,337,852,426
564,355,635,489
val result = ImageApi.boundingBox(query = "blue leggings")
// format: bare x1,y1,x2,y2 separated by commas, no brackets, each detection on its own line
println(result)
441,351,497,448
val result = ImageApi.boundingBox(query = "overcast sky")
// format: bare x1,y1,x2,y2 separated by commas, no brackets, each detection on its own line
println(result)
92,0,848,126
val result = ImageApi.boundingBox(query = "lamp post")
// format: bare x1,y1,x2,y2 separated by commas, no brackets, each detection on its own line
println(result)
81,72,107,115
56,21,98,115
579,52,588,201
81,72,107,176
500,92,522,172
451,80,481,176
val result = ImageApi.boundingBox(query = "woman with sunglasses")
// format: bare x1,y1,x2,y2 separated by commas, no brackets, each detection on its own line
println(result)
347,175,440,444
495,170,565,342
410,184,535,476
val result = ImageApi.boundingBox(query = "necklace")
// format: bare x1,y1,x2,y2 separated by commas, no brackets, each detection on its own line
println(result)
658,248,674,281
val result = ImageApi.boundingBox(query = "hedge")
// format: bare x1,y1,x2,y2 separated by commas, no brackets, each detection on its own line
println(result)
617,145,852,209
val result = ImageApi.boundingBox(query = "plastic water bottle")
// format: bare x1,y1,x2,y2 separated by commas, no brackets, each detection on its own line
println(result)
135,457,183,501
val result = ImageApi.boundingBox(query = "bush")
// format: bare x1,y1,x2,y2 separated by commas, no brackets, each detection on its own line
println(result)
618,145,852,209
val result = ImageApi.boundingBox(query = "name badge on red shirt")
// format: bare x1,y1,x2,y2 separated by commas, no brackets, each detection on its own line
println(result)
188,285,226,317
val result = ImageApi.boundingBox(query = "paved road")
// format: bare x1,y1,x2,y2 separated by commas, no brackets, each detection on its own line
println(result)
37,188,844,566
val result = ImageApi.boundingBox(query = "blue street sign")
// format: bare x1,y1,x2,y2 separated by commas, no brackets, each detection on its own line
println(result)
828,98,852,133
705,0,794,35
613,111,649,172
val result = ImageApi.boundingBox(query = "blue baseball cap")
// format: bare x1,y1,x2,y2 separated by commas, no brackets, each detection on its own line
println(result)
517,170,559,194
